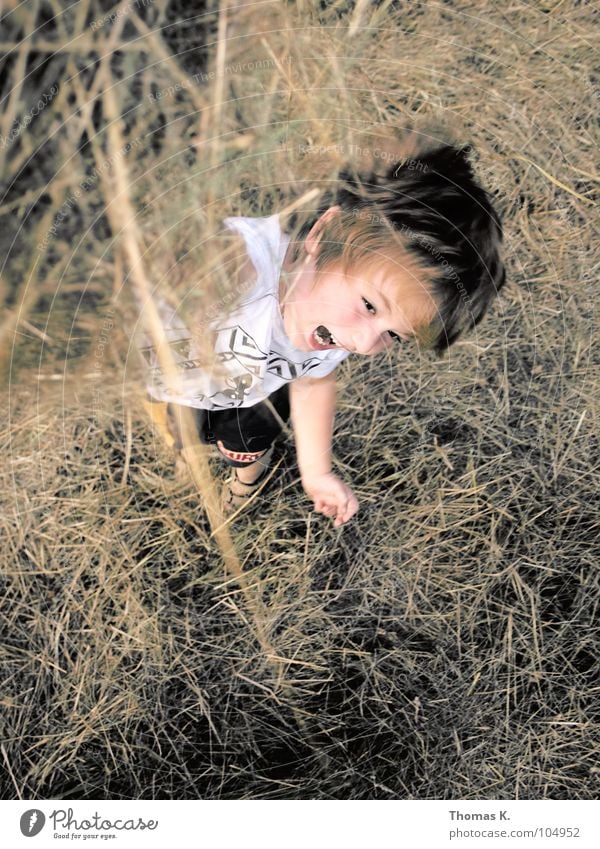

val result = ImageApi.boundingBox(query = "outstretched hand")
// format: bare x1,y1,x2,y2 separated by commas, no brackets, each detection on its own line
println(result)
302,472,359,528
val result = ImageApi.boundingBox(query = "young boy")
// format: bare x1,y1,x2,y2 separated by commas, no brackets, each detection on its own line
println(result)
139,128,506,527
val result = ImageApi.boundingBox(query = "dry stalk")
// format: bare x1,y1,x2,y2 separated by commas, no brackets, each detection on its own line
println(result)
0,1,40,173
128,3,209,119
0,185,70,376
1,0,597,801
98,74,279,661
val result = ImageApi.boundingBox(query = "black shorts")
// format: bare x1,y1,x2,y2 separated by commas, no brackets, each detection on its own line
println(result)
168,384,290,468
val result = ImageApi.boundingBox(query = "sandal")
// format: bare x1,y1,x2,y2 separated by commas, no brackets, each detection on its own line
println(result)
221,445,275,514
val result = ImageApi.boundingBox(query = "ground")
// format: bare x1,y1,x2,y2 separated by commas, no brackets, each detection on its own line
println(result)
0,0,597,799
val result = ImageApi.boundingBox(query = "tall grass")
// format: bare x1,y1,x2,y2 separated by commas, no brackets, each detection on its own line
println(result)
0,0,597,799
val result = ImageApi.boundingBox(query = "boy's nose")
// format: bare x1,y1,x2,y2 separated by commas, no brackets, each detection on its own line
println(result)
350,325,381,355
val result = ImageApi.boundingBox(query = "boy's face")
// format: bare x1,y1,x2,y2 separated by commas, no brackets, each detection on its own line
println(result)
281,256,435,356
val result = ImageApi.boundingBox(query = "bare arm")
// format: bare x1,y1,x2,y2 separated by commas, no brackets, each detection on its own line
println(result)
289,371,337,482
289,371,359,527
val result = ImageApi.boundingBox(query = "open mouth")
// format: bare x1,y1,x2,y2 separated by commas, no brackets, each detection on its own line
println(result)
312,325,339,349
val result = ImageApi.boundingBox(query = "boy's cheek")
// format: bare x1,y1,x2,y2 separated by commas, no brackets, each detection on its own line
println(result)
371,335,396,354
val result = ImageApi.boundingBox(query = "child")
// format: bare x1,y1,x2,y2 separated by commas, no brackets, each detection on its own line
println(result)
139,126,506,527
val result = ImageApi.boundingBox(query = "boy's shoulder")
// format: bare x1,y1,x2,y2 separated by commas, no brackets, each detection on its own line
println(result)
186,215,283,330
223,212,280,234
221,213,284,297
222,213,282,263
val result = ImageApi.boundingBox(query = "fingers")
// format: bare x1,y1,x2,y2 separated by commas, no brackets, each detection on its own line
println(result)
314,492,359,526
307,474,359,526
315,499,337,518
334,497,359,527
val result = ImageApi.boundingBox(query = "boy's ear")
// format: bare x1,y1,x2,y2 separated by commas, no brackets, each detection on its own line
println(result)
304,205,341,257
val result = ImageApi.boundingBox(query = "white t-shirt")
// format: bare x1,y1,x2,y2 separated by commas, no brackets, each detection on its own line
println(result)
138,214,350,410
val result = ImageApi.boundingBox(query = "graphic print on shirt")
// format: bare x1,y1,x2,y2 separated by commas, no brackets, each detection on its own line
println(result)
208,325,268,407
140,336,208,377
208,373,255,408
142,344,208,403
267,350,335,381
215,326,268,378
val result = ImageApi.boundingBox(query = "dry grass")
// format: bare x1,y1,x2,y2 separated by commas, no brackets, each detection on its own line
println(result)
0,0,598,799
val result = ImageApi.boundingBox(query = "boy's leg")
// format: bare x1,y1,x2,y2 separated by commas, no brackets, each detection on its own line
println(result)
210,385,290,509
215,441,273,483
220,445,276,513
145,397,233,487
147,387,290,506
236,455,271,484
143,397,176,449
210,384,290,467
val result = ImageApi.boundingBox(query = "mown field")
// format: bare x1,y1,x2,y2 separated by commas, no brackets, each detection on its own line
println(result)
1,0,598,799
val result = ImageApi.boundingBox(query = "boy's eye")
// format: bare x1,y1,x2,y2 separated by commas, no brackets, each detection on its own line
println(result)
362,297,376,314
363,296,404,344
